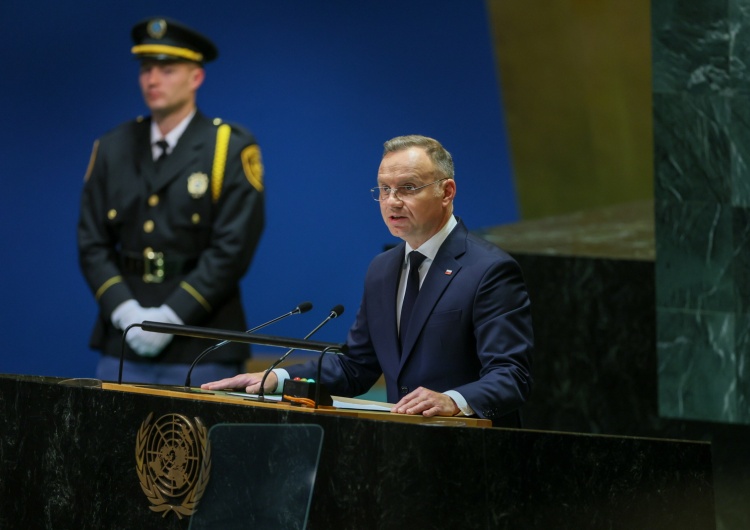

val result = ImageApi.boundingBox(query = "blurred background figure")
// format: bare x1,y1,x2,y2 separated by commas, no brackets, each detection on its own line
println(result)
77,16,265,385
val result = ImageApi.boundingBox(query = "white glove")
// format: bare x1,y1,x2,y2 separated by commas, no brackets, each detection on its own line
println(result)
111,299,148,331
113,301,183,357
151,304,183,327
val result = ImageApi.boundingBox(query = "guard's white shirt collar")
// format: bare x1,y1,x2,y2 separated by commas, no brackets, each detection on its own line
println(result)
150,109,197,159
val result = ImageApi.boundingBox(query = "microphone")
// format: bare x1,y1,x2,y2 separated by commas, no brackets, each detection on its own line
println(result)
258,304,344,400
184,301,313,387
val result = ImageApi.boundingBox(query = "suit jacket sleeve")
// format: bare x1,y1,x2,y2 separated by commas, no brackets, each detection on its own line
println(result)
77,135,136,318
451,255,534,420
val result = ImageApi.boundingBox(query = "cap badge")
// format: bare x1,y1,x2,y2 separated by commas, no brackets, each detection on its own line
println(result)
147,19,167,39
187,172,209,199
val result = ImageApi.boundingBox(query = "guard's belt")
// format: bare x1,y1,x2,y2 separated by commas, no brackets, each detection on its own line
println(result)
119,252,198,282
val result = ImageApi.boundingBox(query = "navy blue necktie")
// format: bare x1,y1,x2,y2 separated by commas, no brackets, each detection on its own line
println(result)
400,251,427,348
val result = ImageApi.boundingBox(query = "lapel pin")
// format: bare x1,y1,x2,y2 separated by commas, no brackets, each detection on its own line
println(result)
445,270,453,275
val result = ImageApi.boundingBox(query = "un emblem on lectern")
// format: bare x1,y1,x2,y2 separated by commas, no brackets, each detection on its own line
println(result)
136,412,212,518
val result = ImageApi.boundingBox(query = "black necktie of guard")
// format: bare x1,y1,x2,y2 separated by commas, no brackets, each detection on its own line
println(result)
400,251,427,348
155,139,169,163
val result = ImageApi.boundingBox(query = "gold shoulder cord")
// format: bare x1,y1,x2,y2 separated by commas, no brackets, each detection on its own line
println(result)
211,124,231,203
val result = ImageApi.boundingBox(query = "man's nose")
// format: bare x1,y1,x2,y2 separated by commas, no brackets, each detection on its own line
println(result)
142,69,160,84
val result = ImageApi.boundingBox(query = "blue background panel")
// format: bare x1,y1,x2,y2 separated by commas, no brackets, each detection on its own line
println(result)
0,0,516,377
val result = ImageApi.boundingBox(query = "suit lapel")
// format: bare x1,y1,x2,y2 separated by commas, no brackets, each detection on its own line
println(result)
399,221,468,366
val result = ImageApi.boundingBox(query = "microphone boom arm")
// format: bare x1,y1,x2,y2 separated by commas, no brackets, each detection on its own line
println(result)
139,321,347,353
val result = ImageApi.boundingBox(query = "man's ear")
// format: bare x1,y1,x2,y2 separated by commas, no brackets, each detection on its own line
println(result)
191,66,206,90
442,178,456,204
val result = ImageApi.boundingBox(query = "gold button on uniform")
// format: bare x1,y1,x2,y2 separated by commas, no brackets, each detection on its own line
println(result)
191,213,201,224
148,194,159,207
107,209,117,220
143,220,154,233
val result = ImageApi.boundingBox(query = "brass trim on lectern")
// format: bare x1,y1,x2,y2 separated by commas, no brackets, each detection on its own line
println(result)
102,383,491,428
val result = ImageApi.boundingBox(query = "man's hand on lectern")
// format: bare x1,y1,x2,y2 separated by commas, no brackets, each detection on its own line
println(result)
201,371,277,394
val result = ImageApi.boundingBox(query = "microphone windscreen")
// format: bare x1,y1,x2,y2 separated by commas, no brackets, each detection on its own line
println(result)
330,305,345,318
297,301,313,314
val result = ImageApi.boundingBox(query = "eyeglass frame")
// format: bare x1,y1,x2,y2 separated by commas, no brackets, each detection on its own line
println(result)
370,177,451,202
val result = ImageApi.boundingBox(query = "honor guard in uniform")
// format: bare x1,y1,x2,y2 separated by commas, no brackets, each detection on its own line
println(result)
77,17,265,385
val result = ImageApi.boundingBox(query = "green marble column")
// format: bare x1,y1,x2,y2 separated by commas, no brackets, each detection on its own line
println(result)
653,0,750,423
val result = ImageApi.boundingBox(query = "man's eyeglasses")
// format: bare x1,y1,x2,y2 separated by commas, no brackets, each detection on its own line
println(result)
370,178,450,202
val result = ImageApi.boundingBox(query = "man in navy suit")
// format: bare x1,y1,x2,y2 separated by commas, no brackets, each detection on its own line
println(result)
203,135,533,425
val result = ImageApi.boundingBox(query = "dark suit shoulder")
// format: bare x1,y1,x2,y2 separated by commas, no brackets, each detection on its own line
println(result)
362,242,403,281
440,221,522,279
466,230,516,262
370,242,405,264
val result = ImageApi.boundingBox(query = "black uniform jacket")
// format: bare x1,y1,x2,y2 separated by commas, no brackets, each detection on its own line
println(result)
77,111,265,364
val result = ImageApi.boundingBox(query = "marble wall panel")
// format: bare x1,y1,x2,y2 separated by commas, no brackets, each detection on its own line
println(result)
657,309,738,422
736,313,750,423
653,0,750,426
730,0,750,96
729,101,750,206
653,94,731,203
510,253,659,436
732,207,750,314
655,200,734,313
652,0,730,95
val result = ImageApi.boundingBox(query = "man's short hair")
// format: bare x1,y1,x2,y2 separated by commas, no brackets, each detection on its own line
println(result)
382,135,455,180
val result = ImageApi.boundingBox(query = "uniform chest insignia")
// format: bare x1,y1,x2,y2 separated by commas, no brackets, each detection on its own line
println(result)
187,172,209,199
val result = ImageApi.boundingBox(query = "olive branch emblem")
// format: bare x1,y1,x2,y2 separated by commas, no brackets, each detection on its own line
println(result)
135,412,212,519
